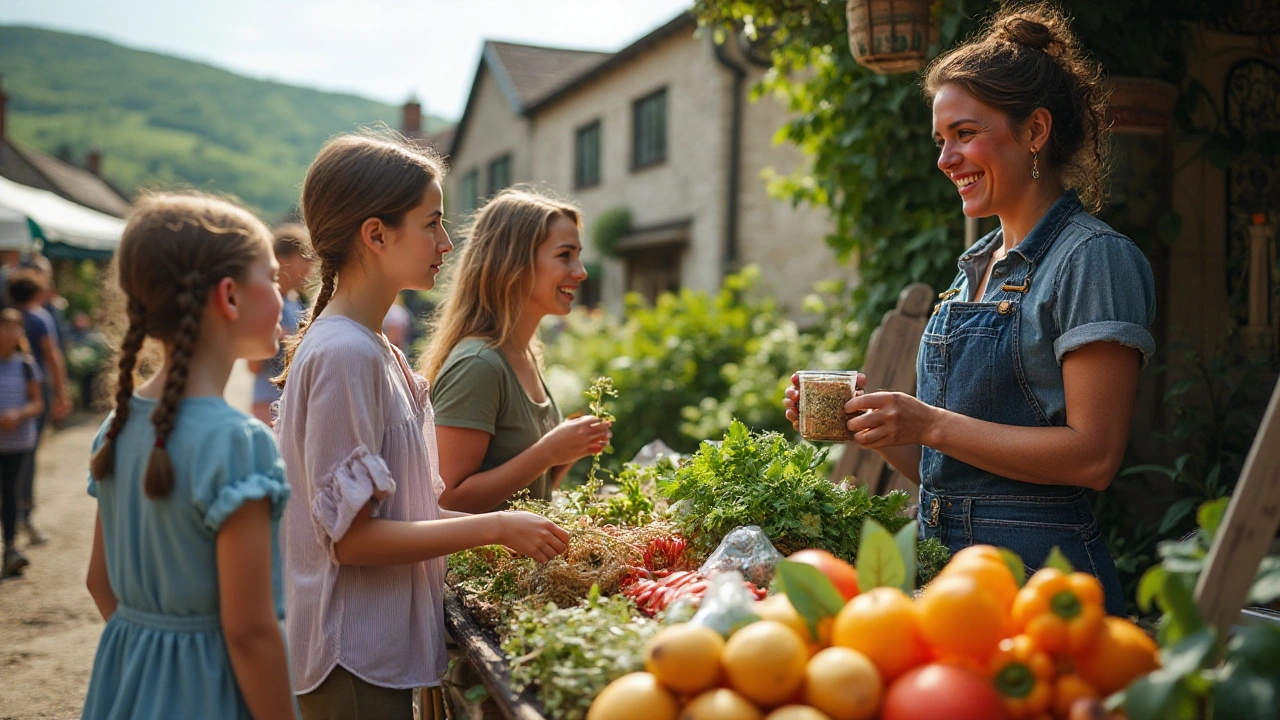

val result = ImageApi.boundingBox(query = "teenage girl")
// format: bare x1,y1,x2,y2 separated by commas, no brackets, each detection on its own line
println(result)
421,188,611,513
274,132,570,720
82,193,296,719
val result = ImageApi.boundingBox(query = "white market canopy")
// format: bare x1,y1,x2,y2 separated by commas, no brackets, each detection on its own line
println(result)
0,174,125,259
0,205,34,252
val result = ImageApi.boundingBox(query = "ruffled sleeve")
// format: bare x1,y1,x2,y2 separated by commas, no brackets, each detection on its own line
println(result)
311,445,396,554
192,419,291,533
280,332,397,560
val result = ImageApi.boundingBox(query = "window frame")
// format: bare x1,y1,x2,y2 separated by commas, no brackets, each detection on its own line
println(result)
631,88,668,171
487,153,512,196
574,119,602,189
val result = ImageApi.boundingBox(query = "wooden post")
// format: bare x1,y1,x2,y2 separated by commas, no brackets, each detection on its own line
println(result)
1194,376,1280,634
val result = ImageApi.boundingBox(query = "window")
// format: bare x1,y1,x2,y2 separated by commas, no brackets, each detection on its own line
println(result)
575,120,602,189
487,154,512,196
459,170,479,214
632,88,667,170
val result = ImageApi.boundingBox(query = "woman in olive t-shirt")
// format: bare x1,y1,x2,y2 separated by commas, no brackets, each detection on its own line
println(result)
421,189,611,513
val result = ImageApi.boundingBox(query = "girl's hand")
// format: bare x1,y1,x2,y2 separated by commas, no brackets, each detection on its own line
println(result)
0,409,20,431
538,415,612,466
844,391,940,449
783,371,868,429
497,511,572,563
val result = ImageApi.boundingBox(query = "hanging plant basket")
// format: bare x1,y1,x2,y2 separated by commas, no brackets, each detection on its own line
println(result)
846,0,937,75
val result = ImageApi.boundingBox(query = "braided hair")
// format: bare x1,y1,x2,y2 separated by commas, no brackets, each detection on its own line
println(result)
90,193,271,498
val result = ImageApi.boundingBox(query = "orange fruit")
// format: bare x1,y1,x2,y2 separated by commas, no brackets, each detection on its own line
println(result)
940,555,1020,612
754,594,832,653
917,574,1010,663
765,707,832,720
948,544,1006,566
1072,617,1159,695
587,672,679,720
721,620,810,708
803,647,883,720
645,623,726,695
1052,673,1100,718
788,549,861,601
831,587,930,682
680,688,764,720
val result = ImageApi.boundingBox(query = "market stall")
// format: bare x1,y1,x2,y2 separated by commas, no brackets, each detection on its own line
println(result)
0,175,124,260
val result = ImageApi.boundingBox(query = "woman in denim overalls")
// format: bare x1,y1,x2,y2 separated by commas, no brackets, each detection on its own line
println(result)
787,7,1154,615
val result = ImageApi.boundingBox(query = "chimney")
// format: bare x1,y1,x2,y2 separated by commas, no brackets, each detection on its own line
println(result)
402,95,423,137
0,75,7,141
86,145,102,175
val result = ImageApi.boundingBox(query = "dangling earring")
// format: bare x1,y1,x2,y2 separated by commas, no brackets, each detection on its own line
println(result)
1031,148,1040,180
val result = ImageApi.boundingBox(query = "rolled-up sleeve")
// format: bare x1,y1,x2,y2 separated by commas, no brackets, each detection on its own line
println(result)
295,344,395,559
1051,234,1157,367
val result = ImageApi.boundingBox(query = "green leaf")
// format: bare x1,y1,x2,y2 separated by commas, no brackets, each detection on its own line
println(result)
1212,663,1280,720
1123,672,1199,720
893,522,918,593
998,547,1026,588
1198,497,1230,539
1138,566,1168,614
464,684,490,704
1157,572,1206,646
1248,557,1280,605
1160,628,1218,677
856,519,906,593
1226,624,1280,673
1043,546,1075,574
775,559,846,636
1160,496,1200,534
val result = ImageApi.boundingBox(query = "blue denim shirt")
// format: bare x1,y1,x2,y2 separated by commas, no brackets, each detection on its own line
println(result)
916,190,1157,498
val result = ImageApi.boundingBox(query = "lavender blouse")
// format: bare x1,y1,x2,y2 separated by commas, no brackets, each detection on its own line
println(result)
276,315,447,693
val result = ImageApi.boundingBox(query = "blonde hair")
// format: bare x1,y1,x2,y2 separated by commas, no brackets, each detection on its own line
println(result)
420,187,582,382
90,192,272,499
275,129,445,390
0,308,31,356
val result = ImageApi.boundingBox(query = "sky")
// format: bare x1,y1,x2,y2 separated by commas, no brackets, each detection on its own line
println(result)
0,0,695,121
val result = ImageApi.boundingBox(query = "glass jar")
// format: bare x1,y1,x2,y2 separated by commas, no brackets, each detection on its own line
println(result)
798,370,859,442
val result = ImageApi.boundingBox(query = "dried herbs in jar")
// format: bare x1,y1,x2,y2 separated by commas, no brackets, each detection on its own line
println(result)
798,371,859,442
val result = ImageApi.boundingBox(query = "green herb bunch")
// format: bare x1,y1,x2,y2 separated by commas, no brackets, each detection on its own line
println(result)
502,587,659,720
660,420,948,583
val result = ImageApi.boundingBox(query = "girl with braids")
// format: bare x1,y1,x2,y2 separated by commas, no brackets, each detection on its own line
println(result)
421,188,611,513
81,192,296,719
0,309,42,579
786,3,1155,614
274,132,570,720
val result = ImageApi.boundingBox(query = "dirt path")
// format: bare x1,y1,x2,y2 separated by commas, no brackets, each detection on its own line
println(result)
0,363,256,720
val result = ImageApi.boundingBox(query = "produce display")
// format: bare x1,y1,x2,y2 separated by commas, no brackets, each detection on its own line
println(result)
588,541,1162,720
445,381,949,720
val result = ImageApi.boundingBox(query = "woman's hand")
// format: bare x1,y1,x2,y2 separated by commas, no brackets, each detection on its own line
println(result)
537,415,612,466
845,391,941,449
496,511,572,563
783,371,868,430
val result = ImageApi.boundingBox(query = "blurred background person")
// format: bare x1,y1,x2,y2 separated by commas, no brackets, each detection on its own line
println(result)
248,223,314,425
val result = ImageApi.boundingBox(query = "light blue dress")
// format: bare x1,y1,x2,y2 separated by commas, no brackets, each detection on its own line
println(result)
82,395,292,720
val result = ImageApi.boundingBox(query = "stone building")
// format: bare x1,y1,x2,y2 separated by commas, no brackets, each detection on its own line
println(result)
429,13,843,314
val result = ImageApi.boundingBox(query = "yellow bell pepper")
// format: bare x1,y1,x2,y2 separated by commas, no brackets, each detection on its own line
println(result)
990,634,1055,718
1011,567,1105,656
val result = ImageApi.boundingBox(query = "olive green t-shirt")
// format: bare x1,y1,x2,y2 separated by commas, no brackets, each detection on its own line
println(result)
431,337,561,510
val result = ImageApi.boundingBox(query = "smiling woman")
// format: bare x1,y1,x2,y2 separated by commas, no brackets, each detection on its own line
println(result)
422,188,612,513
785,3,1156,615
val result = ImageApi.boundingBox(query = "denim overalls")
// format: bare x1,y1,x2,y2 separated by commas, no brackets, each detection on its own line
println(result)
917,191,1156,615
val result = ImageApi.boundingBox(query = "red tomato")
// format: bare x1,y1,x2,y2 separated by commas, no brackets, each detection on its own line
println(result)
881,664,1010,720
787,549,860,601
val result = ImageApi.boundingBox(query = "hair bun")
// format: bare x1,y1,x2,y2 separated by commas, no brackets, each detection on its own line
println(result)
995,15,1064,58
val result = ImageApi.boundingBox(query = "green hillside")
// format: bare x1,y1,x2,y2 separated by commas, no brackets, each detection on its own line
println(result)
0,26,450,218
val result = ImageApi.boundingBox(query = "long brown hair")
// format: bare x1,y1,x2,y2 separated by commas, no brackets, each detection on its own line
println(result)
274,129,445,390
89,192,272,499
923,2,1109,210
420,187,582,383
0,308,31,356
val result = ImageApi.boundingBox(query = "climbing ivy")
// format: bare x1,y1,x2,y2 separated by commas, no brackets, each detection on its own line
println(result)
692,0,1215,354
